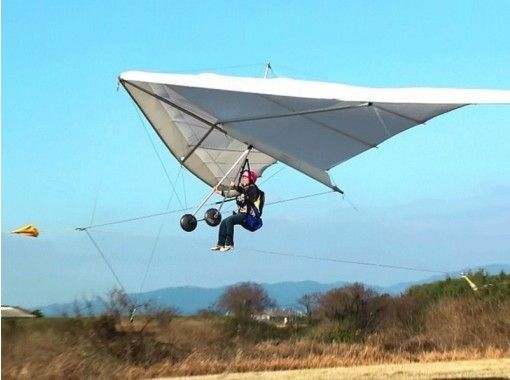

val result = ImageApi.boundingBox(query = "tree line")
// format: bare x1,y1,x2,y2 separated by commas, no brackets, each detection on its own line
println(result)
212,269,510,344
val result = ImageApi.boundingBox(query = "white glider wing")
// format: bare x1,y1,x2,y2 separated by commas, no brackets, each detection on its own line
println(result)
119,71,510,191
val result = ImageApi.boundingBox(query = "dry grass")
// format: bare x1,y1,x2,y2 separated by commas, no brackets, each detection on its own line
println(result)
3,316,510,379
141,343,509,377
3,293,510,379
424,298,510,350
166,358,510,380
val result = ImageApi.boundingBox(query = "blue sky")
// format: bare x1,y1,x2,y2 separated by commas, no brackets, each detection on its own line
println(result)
2,1,510,307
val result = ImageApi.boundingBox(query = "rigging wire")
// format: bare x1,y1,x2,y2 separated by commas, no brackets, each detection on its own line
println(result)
88,104,113,226
180,165,188,209
265,63,309,79
258,165,286,186
77,190,337,230
133,103,185,209
77,207,192,230
177,62,268,74
242,247,449,275
81,229,130,294
89,182,102,226
263,62,274,79
138,166,183,295
265,191,335,207
81,181,183,318
342,193,359,212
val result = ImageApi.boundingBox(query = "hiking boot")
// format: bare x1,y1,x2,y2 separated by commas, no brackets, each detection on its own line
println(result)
210,245,222,251
220,245,234,252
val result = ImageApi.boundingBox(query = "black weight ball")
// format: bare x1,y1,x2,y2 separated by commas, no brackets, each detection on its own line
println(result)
204,208,222,227
180,214,197,232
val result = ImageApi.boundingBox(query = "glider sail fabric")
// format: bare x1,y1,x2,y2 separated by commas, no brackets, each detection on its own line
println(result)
119,71,510,190
120,78,277,189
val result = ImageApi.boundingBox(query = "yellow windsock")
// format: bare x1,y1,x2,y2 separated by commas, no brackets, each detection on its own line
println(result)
461,274,478,292
11,224,40,238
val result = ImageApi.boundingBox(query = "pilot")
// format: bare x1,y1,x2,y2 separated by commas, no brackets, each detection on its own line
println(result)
211,170,261,252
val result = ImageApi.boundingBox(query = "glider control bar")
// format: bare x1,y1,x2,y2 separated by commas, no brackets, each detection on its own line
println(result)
191,146,252,216
179,146,253,232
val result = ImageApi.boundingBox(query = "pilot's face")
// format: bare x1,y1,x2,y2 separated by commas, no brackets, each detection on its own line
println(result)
241,174,250,185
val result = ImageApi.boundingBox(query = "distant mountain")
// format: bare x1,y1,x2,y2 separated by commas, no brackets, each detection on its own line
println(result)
39,264,510,317
40,286,228,317
39,282,348,316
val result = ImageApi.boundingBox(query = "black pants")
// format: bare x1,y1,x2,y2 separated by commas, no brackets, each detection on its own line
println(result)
217,212,246,246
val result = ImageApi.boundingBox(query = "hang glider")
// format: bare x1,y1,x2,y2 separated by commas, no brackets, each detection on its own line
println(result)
119,71,510,192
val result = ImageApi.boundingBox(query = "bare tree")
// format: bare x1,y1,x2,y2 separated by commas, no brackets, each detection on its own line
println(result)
316,283,380,340
297,292,320,322
101,288,133,316
217,282,275,320
318,283,375,320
